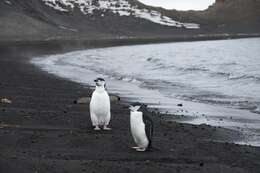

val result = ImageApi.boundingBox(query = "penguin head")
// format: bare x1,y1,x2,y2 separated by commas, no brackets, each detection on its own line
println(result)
94,78,106,88
129,102,142,112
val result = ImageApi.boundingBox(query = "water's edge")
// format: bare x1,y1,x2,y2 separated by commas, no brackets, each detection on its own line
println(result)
31,38,260,146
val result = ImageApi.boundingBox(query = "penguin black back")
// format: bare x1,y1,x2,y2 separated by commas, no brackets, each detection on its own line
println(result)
140,104,154,150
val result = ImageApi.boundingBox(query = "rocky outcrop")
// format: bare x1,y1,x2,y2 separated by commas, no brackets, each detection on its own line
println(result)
178,0,260,33
215,0,225,4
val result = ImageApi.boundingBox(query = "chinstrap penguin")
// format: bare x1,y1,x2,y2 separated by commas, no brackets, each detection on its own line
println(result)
90,78,111,131
129,102,153,152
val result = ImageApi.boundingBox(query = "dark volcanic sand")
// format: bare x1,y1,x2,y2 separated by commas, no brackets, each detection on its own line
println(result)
0,42,260,173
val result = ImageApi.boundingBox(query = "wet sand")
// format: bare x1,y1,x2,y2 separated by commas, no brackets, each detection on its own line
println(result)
0,42,260,173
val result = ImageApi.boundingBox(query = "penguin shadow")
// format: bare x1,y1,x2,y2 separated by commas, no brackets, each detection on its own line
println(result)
148,147,161,152
90,126,114,134
128,146,161,153
77,125,114,135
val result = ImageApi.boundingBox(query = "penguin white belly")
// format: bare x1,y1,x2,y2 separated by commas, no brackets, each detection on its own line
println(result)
90,90,111,126
130,112,149,148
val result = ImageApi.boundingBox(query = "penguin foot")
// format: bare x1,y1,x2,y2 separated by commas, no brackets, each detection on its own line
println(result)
94,126,101,131
131,147,141,149
103,126,112,131
136,148,146,152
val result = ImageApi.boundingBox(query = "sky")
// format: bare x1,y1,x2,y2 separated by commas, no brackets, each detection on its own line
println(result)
138,0,215,11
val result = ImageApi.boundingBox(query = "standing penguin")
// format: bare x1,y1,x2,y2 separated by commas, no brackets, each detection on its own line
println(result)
129,102,153,151
90,78,111,131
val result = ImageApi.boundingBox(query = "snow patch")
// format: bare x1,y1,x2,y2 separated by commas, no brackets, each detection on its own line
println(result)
42,0,200,29
5,0,12,5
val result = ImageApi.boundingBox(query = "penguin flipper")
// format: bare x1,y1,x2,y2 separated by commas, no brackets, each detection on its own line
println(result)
144,118,154,149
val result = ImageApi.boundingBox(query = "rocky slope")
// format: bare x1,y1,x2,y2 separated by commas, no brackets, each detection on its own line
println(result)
196,0,260,32
0,0,259,41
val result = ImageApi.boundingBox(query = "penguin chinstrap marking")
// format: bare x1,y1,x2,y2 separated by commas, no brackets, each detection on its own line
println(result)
90,78,111,131
129,103,154,152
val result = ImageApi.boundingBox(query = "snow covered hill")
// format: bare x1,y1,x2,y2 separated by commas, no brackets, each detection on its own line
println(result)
0,0,259,41
42,0,199,29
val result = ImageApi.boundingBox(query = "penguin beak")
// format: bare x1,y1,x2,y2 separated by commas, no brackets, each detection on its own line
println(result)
94,79,98,82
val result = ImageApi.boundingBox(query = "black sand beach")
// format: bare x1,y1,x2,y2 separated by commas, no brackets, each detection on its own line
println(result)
1,42,260,173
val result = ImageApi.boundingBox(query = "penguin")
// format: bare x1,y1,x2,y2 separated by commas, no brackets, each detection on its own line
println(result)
129,102,153,152
90,78,111,131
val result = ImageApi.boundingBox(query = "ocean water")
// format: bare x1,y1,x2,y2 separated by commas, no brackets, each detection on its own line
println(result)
32,38,260,146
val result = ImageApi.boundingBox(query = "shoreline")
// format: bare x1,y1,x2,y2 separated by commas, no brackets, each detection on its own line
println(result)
1,33,260,53
1,41,260,172
31,36,260,147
